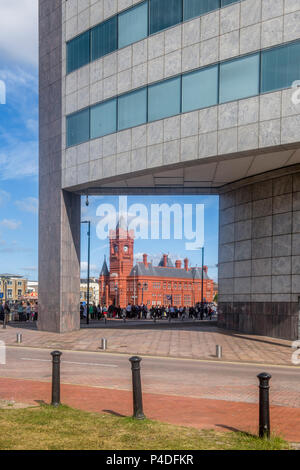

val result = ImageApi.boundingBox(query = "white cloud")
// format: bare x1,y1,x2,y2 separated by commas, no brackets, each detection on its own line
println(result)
0,219,21,230
0,190,10,207
0,238,33,254
0,0,38,67
0,140,38,180
0,65,38,182
15,197,38,214
80,261,98,274
26,119,38,134
20,266,37,272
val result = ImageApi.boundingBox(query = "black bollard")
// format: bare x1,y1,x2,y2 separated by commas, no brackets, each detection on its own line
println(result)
129,356,145,420
257,372,272,438
51,351,62,407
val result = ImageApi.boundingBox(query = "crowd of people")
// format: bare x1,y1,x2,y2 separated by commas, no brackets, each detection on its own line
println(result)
80,302,217,321
0,301,38,322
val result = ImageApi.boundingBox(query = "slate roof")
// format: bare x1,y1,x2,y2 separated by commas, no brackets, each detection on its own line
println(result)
158,255,174,267
100,258,109,276
129,263,210,280
116,215,127,230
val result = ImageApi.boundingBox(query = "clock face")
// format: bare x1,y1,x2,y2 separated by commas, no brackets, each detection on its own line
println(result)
123,245,129,253
114,245,118,253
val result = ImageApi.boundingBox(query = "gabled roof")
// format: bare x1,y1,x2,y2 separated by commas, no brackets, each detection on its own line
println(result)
129,263,210,280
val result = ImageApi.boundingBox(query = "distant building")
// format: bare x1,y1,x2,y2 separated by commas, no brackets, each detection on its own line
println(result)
213,282,218,301
0,275,27,302
99,220,214,308
27,280,39,295
80,278,99,304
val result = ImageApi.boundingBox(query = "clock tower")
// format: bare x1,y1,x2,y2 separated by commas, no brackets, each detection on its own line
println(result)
109,216,134,306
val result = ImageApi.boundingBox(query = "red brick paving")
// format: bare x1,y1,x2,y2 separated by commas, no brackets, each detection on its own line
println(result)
1,377,300,442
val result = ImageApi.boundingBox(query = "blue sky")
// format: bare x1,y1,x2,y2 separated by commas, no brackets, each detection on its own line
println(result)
81,195,219,280
0,0,219,282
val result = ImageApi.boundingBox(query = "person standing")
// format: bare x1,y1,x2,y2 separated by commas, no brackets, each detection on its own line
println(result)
97,304,102,320
17,302,24,322
0,302,4,322
4,302,10,324
33,302,38,321
83,304,87,318
26,302,31,321
89,303,94,320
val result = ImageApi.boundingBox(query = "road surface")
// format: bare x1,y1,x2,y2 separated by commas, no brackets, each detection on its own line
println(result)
1,346,300,408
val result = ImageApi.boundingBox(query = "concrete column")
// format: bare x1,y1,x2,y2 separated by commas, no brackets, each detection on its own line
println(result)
38,0,81,332
218,169,300,340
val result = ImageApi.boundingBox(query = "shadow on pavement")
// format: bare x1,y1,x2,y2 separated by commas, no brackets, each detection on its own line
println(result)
4,321,37,331
215,424,255,436
218,328,291,349
102,409,127,418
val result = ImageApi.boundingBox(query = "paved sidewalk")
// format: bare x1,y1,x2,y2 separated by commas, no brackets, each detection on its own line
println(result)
0,376,300,442
0,321,294,365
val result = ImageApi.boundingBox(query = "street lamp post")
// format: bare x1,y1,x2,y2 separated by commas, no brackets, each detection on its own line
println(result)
133,268,137,305
201,247,204,316
192,265,197,307
81,221,91,325
114,284,118,306
138,282,148,304
0,275,9,329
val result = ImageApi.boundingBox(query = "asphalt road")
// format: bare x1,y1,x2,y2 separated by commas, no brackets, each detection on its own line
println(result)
1,346,300,407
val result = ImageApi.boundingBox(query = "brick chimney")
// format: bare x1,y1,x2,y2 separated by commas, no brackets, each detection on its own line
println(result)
143,254,148,268
175,260,182,269
163,254,168,267
203,265,208,274
184,258,189,271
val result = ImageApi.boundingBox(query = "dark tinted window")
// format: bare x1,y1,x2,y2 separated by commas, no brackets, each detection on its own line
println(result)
91,17,117,61
150,0,183,35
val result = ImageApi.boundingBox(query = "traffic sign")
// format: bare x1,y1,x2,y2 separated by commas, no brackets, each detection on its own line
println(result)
0,293,3,299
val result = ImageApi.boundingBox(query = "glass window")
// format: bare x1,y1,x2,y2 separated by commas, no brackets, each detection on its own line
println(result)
67,109,90,147
90,98,117,139
150,0,183,35
219,53,260,103
91,17,117,62
67,31,90,74
182,65,218,112
221,0,239,6
184,0,219,21
118,2,148,49
118,88,147,130
148,77,181,121
261,41,300,94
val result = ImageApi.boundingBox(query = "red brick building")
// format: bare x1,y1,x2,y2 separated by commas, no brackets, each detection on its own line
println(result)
99,220,214,308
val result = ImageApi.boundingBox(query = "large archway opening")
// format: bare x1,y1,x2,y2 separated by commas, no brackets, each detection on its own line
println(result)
79,191,219,328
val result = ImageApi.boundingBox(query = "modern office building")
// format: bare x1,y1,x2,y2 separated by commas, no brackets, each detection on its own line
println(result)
39,0,300,338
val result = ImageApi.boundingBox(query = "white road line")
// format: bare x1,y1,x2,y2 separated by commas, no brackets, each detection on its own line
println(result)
21,358,118,368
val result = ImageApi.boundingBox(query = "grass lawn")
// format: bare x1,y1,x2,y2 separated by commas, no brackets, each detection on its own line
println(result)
0,404,289,450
